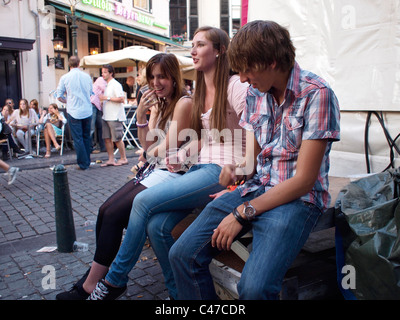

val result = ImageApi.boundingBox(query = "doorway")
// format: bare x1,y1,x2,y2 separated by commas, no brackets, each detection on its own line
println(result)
0,51,21,108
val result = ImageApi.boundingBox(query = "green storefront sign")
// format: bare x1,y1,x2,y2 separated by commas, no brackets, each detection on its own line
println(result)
82,0,167,30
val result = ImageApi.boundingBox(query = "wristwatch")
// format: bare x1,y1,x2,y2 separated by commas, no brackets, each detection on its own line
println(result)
243,201,256,221
107,97,111,101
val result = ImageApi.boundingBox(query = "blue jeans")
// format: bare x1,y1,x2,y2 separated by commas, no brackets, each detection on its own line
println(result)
67,113,92,169
90,105,105,151
105,164,225,293
169,187,322,300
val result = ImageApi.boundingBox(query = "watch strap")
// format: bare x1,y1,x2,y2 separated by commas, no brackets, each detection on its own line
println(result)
232,207,249,226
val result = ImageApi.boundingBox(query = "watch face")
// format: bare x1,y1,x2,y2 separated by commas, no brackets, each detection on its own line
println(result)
244,206,255,219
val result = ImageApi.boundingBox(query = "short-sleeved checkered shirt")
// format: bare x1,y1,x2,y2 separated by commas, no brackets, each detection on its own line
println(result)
237,62,340,211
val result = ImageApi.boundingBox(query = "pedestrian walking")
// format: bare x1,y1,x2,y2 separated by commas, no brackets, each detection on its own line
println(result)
56,56,93,170
0,159,19,185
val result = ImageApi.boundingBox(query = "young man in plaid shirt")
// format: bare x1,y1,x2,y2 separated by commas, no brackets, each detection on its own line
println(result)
169,20,341,300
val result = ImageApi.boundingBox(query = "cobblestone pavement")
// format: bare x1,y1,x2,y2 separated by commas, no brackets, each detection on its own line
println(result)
0,149,169,300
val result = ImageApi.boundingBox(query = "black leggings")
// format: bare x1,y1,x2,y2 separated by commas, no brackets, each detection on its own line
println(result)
94,181,147,266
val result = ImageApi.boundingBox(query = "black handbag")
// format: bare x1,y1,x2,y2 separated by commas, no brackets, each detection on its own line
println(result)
0,118,12,138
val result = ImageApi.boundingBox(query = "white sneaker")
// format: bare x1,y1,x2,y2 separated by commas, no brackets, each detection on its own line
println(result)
8,167,19,185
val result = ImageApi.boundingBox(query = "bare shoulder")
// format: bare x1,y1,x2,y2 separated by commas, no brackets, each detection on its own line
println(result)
175,96,193,113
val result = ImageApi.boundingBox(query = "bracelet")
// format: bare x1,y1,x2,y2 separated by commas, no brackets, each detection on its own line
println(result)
136,120,149,128
142,150,147,160
232,207,249,226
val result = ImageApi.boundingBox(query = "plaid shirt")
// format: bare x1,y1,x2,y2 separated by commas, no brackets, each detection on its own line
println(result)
237,62,340,211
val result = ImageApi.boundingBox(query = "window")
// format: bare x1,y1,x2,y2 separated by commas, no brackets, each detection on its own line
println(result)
133,0,151,12
189,0,198,40
220,0,230,35
88,30,102,55
54,23,69,52
170,0,187,40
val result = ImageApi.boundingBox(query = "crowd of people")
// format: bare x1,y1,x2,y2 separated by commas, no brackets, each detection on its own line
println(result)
2,20,341,300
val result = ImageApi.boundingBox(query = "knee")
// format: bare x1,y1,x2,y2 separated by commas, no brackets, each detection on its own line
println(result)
131,190,151,219
146,216,166,241
168,238,190,267
16,130,24,139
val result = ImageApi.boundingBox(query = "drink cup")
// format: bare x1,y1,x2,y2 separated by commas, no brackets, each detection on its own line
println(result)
140,84,150,94
140,84,158,105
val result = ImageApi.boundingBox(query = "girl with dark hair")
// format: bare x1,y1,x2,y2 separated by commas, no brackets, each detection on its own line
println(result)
56,53,192,300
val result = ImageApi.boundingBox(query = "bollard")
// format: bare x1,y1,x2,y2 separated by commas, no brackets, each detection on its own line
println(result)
53,164,76,253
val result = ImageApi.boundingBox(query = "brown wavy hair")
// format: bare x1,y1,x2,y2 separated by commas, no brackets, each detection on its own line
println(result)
146,53,185,131
228,20,296,73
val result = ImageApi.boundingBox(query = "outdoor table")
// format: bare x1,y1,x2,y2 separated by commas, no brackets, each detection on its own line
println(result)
114,104,141,155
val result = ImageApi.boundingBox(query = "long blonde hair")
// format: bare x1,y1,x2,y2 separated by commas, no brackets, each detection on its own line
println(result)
191,26,231,138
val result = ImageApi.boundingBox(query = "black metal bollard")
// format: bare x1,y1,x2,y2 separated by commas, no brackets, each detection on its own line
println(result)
53,164,76,253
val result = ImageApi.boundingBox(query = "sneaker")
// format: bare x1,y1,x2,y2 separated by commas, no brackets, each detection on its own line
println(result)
7,167,19,185
87,279,126,300
56,283,90,300
55,268,91,300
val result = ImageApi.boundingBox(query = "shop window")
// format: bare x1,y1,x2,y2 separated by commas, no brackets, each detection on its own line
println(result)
54,23,69,52
88,31,101,55
133,0,152,12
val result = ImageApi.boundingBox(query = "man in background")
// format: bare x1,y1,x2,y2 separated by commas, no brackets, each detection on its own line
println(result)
57,56,93,170
100,64,128,167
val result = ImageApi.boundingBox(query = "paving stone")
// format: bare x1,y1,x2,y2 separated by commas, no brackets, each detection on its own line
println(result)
0,150,168,300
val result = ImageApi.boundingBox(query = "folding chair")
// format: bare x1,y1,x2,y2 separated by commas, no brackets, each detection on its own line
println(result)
0,138,12,160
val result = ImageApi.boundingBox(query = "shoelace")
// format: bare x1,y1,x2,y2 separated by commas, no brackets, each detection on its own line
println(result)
88,282,109,300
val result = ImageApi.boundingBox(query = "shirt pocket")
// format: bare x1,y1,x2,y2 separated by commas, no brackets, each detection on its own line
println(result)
283,116,304,152
250,113,273,148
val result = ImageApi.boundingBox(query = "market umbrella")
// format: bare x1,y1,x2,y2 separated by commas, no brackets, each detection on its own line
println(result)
80,46,195,80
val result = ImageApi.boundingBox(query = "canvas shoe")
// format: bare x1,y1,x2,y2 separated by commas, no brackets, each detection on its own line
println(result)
87,279,126,300
8,167,19,185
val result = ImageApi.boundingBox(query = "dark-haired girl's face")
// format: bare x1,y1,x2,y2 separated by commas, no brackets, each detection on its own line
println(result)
149,64,174,100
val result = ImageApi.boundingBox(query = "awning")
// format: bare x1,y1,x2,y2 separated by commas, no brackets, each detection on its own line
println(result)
49,2,183,48
0,37,35,51
80,45,195,80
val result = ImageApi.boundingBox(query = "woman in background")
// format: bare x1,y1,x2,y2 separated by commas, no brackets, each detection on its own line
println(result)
8,99,39,151
38,103,67,158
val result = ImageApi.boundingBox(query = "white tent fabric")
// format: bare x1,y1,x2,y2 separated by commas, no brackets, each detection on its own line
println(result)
247,0,400,112
245,0,400,176
80,46,195,80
